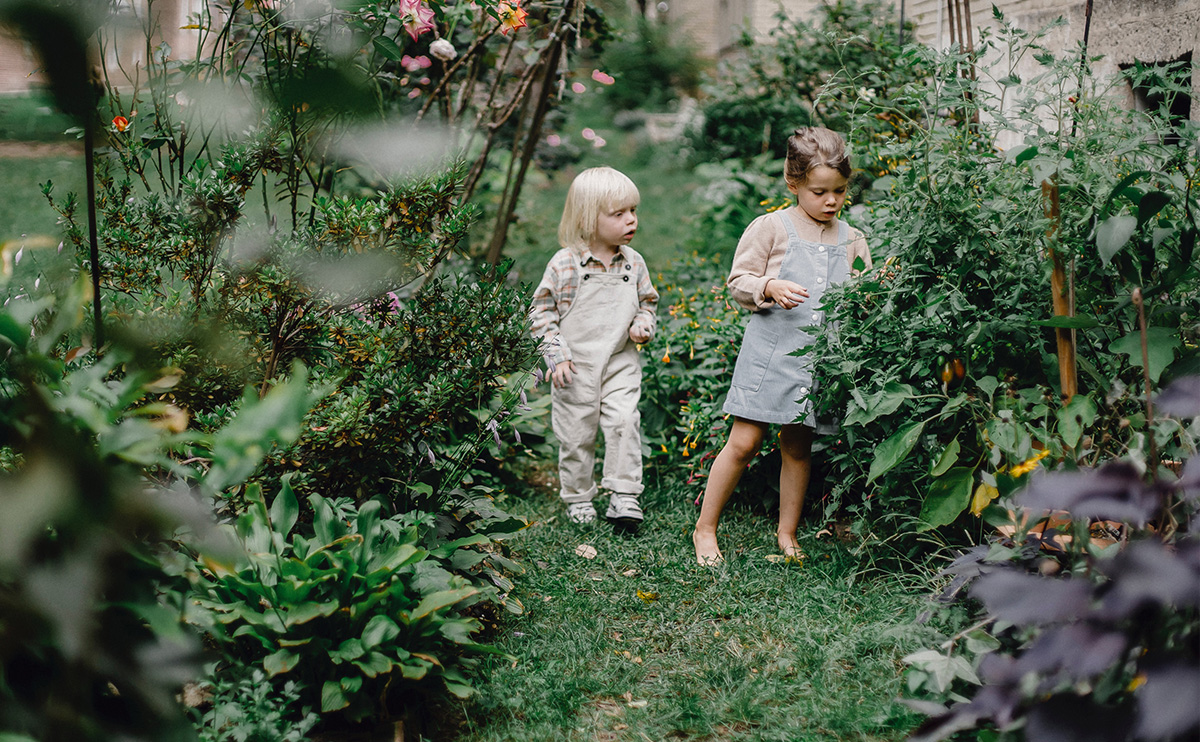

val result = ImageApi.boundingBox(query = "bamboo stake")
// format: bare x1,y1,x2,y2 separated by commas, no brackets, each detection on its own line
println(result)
1042,178,1077,401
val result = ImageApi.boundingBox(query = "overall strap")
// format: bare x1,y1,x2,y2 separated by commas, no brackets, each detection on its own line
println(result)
778,210,801,243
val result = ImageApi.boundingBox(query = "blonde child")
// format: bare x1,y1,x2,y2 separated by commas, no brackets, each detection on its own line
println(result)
531,166,659,527
693,127,872,564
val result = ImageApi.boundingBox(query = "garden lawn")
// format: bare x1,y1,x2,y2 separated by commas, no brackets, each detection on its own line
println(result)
0,153,82,244
454,482,932,742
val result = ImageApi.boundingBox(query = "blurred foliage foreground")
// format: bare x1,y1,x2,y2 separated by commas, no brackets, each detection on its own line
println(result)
0,0,560,739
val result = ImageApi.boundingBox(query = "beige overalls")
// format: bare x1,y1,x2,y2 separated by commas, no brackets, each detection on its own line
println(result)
551,270,644,505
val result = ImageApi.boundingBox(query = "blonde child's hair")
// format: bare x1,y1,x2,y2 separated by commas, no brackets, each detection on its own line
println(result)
784,127,852,190
558,166,640,251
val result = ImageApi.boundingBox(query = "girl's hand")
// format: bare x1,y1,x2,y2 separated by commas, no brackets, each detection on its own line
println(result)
628,325,650,344
552,360,577,388
765,278,809,310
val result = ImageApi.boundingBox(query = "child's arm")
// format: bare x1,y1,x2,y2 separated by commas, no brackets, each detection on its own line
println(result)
848,227,872,275
727,216,808,310
530,258,572,368
628,258,659,344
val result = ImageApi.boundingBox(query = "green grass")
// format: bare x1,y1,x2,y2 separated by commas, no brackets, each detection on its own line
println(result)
0,92,76,142
450,480,936,742
0,157,82,245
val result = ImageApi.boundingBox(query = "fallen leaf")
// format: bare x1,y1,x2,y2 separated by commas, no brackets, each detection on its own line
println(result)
575,544,598,559
622,568,639,577
627,699,648,708
636,589,659,603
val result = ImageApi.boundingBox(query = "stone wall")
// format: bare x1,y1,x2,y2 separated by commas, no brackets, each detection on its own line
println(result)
903,0,1199,121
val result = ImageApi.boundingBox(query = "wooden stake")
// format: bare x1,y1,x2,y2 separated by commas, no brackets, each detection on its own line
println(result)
1043,178,1077,401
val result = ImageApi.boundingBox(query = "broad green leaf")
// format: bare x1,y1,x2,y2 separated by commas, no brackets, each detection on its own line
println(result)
975,375,999,403
1109,327,1181,384
867,421,925,483
283,601,337,627
1136,190,1171,226
410,587,480,621
1056,394,1097,448
355,500,381,563
902,648,980,692
930,437,961,477
439,617,480,644
371,35,403,61
362,615,401,647
918,467,974,530
263,648,299,677
399,659,431,679
964,629,1001,655
321,680,349,712
428,533,490,559
352,651,393,678
268,474,299,539
1033,315,1100,329
1095,214,1137,266
844,381,916,427
331,638,366,663
310,494,339,546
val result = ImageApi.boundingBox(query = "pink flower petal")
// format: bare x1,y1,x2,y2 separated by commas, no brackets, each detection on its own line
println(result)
571,82,586,94
581,127,595,140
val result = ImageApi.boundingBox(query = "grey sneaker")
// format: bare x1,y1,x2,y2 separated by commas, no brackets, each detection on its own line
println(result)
605,493,644,527
566,502,597,524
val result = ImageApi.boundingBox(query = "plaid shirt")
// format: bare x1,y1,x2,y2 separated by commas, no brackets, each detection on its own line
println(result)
530,246,659,365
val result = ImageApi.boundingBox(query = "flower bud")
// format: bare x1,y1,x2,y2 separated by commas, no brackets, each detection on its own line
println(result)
430,38,457,61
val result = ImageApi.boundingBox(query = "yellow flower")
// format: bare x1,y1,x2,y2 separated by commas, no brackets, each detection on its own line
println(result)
662,348,670,363
1011,449,1051,477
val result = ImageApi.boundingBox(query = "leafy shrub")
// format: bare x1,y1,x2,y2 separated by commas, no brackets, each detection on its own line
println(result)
903,376,1200,742
810,16,1200,539
191,668,319,742
598,16,702,112
689,0,928,174
188,480,514,723
0,289,318,741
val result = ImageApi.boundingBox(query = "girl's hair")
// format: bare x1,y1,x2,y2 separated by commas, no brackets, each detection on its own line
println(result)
784,127,851,189
558,166,640,251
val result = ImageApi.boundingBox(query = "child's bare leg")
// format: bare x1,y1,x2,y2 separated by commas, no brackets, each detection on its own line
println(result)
777,424,813,557
694,418,768,564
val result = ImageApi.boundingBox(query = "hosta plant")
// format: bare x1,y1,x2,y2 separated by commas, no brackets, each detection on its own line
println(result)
188,479,511,723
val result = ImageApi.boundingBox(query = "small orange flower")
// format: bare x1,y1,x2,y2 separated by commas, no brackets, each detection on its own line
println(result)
498,0,528,34
112,115,129,132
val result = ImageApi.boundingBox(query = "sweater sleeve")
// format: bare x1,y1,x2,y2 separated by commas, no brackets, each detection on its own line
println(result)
726,215,782,311
529,259,572,365
847,227,872,275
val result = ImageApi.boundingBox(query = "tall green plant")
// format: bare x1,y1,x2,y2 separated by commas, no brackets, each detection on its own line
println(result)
810,12,1200,539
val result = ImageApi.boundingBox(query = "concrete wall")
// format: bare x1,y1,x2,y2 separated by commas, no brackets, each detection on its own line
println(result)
903,0,1199,121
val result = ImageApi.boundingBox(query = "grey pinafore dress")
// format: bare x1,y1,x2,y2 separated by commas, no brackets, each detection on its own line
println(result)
722,213,850,427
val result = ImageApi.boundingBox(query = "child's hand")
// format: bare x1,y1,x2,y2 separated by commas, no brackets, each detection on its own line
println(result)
765,278,809,310
628,325,650,344
552,360,577,388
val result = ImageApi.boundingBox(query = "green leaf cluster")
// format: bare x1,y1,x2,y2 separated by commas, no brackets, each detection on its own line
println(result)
189,481,510,721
